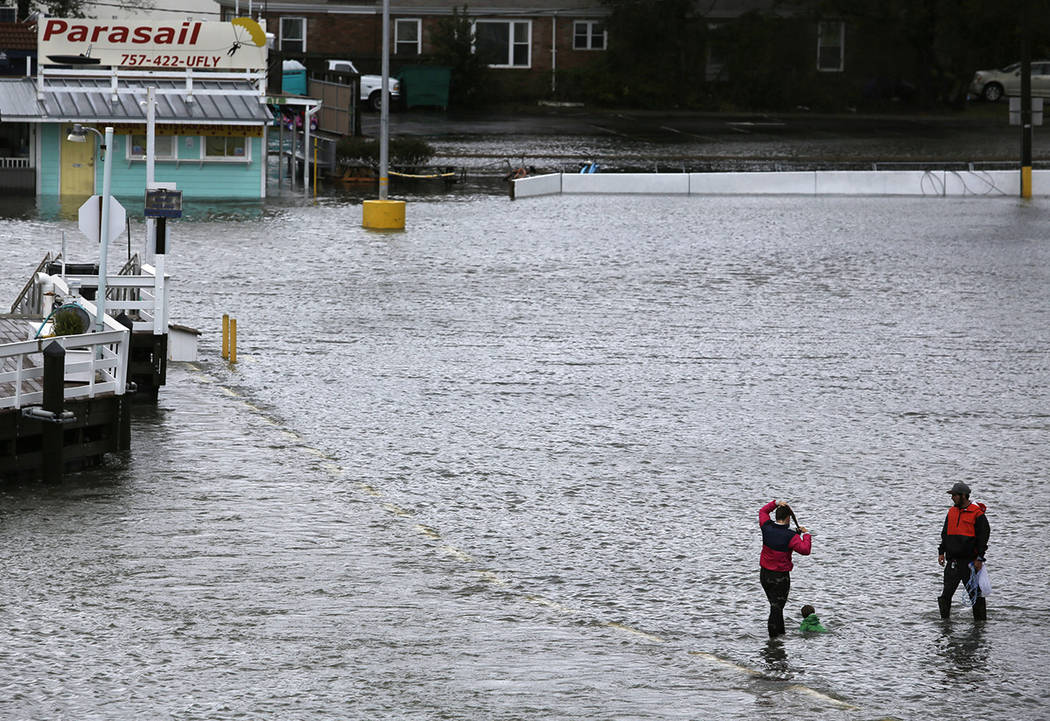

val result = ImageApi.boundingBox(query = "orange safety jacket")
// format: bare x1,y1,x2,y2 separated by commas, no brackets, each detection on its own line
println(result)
939,501,989,561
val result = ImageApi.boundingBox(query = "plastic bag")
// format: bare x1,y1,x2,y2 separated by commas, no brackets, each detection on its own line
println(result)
965,562,991,605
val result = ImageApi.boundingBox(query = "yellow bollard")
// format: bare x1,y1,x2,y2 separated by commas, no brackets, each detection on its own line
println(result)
230,318,237,364
362,199,406,229
1022,165,1033,199
222,314,229,359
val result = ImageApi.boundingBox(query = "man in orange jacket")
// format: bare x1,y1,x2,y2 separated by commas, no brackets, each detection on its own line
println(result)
938,482,990,620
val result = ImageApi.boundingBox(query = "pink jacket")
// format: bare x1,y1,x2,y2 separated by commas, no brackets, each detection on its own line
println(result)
759,500,812,572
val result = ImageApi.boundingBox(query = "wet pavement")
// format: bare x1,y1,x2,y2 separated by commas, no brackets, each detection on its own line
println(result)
362,104,1048,174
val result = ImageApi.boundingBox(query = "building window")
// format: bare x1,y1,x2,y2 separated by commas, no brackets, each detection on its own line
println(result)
817,21,844,72
395,18,422,56
127,134,176,160
280,17,306,53
204,136,249,160
573,21,605,50
474,19,531,68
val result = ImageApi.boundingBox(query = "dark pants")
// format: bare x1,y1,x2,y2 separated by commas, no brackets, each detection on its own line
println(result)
760,567,790,637
938,558,987,620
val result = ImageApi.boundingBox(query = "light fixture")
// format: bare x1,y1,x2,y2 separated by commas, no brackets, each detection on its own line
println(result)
66,124,87,142
67,123,106,159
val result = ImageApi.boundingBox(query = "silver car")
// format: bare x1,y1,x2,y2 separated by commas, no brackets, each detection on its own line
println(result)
970,61,1050,101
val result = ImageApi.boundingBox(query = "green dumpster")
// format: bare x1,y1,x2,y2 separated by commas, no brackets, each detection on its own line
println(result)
399,66,451,109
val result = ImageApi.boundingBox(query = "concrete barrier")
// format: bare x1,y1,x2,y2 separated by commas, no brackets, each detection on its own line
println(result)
512,169,1050,199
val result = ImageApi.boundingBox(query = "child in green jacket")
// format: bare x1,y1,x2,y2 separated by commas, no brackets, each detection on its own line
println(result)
799,605,827,632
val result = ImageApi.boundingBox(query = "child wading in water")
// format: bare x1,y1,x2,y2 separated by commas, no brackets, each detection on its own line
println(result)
799,605,827,632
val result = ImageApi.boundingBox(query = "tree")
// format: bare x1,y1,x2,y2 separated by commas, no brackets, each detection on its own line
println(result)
787,0,1050,107
31,0,157,20
601,0,709,107
429,6,490,109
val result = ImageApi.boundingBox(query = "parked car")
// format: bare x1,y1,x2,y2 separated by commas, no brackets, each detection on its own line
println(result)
326,59,401,111
969,61,1050,102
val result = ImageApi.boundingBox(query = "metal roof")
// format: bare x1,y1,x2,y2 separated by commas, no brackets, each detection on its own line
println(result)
0,76,271,124
0,77,38,118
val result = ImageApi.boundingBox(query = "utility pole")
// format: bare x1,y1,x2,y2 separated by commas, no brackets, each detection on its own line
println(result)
1021,0,1033,198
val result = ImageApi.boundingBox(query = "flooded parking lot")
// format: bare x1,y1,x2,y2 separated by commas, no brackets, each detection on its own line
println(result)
1,177,1049,720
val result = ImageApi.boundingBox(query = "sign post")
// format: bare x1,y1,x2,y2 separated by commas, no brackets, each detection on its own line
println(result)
145,185,180,335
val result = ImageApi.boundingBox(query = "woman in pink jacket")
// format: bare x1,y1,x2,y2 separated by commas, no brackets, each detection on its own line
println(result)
759,500,812,637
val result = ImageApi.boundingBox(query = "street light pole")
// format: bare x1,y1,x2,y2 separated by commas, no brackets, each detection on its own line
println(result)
96,126,114,334
145,86,157,262
379,0,390,201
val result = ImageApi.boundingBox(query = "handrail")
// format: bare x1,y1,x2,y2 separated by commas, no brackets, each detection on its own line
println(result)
117,253,141,277
10,253,55,315
0,325,130,410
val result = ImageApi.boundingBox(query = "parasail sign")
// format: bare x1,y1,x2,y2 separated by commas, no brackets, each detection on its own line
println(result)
39,17,268,71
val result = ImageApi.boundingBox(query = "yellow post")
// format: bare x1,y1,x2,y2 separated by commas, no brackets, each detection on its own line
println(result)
222,313,229,359
362,198,406,229
1022,165,1033,199
230,318,237,364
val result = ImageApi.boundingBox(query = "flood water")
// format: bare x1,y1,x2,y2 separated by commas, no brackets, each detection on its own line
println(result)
1,187,1049,720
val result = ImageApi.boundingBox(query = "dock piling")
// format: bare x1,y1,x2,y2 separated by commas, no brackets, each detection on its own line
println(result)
41,340,65,482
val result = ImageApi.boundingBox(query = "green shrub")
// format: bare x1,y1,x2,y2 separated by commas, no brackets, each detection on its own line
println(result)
52,306,86,335
335,136,435,168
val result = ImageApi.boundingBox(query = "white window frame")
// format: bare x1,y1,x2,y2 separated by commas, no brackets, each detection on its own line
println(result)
280,17,307,53
817,20,844,72
473,19,531,68
572,20,605,51
200,135,252,163
126,134,176,161
395,18,422,56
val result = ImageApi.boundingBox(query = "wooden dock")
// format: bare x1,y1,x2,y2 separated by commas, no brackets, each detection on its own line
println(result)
0,315,42,400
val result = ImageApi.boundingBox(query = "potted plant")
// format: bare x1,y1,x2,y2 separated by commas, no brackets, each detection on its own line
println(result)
49,304,93,382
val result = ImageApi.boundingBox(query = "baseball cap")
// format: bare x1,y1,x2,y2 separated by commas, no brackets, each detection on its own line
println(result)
947,482,971,496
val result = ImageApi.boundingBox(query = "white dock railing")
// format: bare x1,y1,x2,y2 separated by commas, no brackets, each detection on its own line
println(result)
14,255,169,336
0,299,130,411
107,256,169,335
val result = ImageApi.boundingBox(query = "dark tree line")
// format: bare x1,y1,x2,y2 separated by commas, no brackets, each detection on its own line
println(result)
595,0,1050,110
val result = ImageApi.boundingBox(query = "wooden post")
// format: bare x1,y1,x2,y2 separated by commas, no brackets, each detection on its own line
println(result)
222,313,229,359
230,318,237,364
117,394,131,451
41,340,65,482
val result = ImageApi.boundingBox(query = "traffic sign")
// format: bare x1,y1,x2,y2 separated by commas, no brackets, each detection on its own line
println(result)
78,194,126,243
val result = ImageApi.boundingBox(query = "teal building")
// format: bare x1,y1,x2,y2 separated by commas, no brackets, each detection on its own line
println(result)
0,69,271,199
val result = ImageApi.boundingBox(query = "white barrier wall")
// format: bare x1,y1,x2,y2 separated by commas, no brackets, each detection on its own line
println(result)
512,170,1050,198
563,173,691,195
511,173,562,199
689,172,815,195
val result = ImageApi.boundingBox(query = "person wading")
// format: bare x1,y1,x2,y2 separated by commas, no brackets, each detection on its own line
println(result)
938,482,990,620
758,500,812,637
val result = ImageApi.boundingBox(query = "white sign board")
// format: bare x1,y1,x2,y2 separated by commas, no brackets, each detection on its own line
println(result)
39,17,267,70
79,195,127,244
